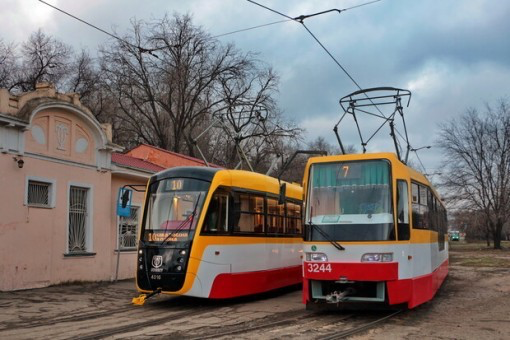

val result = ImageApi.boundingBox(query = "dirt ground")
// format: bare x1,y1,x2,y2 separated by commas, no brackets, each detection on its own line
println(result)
1,242,509,339
355,241,510,339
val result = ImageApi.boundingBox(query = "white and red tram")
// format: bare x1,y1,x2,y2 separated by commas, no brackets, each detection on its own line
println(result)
302,153,448,309
135,167,303,299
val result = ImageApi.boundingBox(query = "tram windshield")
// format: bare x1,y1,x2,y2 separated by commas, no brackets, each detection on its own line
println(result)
305,160,395,241
143,178,209,242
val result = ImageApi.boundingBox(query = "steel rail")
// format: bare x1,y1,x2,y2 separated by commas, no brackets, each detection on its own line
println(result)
318,309,402,340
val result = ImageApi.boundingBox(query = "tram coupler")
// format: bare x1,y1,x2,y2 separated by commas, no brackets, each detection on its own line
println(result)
325,287,355,304
132,288,162,306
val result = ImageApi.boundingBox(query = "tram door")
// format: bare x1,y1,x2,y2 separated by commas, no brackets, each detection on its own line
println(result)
397,180,413,277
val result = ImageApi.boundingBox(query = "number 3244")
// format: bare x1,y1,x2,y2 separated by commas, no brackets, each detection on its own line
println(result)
307,263,332,273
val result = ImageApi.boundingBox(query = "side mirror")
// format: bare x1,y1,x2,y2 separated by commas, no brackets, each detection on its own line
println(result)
121,189,130,208
278,183,286,205
117,188,132,217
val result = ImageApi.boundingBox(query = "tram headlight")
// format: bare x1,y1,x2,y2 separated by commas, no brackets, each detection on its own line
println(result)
179,250,186,256
306,252,328,262
175,265,182,272
361,253,393,262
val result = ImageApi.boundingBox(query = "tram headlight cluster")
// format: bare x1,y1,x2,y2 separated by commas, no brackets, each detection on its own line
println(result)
361,253,393,262
306,252,328,262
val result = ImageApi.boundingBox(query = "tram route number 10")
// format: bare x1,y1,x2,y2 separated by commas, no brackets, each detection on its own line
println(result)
306,263,332,273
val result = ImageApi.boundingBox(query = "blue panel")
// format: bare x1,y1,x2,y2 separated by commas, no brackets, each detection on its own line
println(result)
117,188,132,217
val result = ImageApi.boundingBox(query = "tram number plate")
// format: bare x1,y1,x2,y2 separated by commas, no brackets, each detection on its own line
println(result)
306,263,332,273
150,274,161,280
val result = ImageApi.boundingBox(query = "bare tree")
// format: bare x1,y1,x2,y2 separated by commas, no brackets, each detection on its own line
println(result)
9,29,72,92
437,99,510,249
99,13,300,162
0,39,17,88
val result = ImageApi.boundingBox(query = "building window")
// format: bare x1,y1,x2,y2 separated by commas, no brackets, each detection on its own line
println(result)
68,186,90,253
25,177,56,208
28,181,50,206
119,206,140,250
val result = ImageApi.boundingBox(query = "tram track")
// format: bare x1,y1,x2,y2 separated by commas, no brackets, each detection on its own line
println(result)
4,299,176,329
185,309,317,340
12,305,135,329
2,286,402,340
182,309,401,339
318,310,402,339
73,307,218,340
180,310,356,339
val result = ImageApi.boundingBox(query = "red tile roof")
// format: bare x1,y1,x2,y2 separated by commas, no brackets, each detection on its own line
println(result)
126,144,222,169
111,152,165,173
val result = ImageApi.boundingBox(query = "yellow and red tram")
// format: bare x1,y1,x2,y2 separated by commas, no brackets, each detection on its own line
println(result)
302,153,448,309
135,166,303,299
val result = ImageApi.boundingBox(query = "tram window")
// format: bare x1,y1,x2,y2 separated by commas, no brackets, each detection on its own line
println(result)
232,193,265,234
429,196,438,232
411,183,419,203
396,180,410,240
267,198,285,234
202,193,229,234
412,183,433,230
286,202,302,235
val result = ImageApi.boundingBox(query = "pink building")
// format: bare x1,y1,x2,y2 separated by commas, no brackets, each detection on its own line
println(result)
0,84,167,291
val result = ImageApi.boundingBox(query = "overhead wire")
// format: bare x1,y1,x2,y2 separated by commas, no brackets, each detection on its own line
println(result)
37,0,163,58
213,19,292,38
41,0,409,159
246,0,417,158
39,0,297,56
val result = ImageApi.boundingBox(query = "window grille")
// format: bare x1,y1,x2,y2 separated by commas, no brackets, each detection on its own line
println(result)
119,206,139,250
27,180,50,206
68,186,89,253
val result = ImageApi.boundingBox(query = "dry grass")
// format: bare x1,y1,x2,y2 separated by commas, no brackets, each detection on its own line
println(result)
449,241,510,268
455,256,510,268
449,240,510,252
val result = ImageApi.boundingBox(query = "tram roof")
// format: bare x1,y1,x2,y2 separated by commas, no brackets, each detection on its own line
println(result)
152,166,221,183
150,166,302,199
305,152,433,187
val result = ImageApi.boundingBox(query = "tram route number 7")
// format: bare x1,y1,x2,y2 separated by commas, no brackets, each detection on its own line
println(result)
306,263,332,273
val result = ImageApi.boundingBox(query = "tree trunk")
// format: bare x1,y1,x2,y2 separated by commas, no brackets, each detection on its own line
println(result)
493,221,503,249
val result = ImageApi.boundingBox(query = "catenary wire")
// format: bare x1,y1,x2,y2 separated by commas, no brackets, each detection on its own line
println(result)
37,0,154,54
213,19,292,38
246,0,414,157
39,0,293,56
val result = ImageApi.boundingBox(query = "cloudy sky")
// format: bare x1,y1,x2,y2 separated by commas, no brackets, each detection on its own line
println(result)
2,0,510,175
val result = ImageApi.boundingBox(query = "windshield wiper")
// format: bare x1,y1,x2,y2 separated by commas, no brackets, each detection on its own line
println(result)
307,207,344,251
159,193,202,245
307,222,345,251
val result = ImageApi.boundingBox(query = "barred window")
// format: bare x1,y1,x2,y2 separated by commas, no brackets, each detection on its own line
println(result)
68,186,89,253
27,180,50,207
119,206,140,250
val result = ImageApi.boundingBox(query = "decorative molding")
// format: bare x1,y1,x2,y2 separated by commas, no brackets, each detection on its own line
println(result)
24,152,107,171
55,123,69,151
